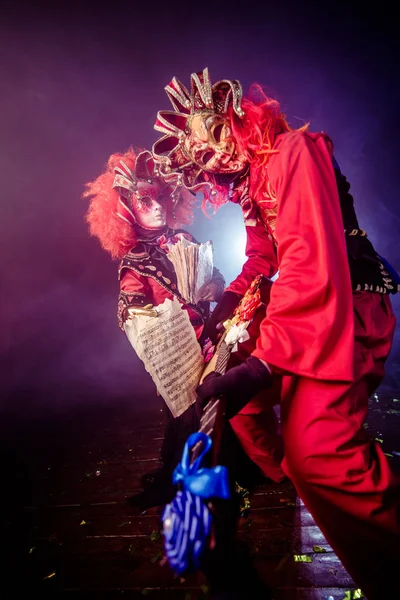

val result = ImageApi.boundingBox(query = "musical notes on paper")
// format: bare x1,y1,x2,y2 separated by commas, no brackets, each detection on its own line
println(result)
124,298,204,417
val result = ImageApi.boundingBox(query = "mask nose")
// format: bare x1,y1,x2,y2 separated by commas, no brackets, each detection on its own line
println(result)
214,145,234,164
214,139,234,157
153,198,163,210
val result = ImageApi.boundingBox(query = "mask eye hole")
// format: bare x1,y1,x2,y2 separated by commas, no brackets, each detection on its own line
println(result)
134,195,153,212
213,123,224,143
202,151,214,165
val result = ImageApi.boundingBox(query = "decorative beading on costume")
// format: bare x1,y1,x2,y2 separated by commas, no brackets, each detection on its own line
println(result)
344,228,400,294
117,290,147,330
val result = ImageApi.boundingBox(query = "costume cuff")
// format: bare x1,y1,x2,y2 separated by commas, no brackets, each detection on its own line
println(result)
117,291,148,330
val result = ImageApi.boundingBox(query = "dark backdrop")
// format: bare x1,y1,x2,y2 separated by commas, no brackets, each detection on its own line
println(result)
1,0,399,424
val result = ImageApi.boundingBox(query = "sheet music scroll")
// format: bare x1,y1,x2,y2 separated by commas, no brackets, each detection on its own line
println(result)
124,298,204,417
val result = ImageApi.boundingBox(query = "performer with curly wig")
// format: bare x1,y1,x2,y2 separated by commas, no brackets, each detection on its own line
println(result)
85,148,226,508
84,148,284,509
152,68,400,598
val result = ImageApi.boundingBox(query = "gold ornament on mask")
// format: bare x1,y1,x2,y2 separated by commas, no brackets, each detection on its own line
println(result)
112,150,185,227
153,68,247,192
183,111,246,174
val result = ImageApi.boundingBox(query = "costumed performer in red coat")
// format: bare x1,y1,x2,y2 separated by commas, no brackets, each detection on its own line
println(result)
152,68,400,599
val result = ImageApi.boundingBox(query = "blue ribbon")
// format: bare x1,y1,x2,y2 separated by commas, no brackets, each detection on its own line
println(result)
162,432,231,575
172,432,230,500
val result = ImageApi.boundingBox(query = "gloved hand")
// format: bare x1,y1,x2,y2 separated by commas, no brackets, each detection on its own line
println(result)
196,356,272,419
197,281,222,302
204,291,243,344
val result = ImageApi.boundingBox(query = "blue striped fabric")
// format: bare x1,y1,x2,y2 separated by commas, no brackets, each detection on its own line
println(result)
162,489,211,574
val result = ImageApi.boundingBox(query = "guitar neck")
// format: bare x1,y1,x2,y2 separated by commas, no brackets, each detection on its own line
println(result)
191,338,232,463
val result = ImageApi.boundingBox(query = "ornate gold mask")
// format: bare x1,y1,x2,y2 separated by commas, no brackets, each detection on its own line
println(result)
183,111,247,174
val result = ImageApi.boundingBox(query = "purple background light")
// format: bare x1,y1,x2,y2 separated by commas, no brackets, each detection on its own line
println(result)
1,1,399,421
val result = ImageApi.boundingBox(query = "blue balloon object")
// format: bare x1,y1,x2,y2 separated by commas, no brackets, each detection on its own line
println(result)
162,432,230,575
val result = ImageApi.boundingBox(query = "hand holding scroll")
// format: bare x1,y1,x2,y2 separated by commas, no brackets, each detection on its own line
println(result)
123,304,158,321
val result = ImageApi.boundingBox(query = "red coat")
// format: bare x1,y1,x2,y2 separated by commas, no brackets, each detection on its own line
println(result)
229,131,355,382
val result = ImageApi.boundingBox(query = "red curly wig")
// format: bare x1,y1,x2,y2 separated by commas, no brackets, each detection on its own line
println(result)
201,85,308,211
84,148,196,260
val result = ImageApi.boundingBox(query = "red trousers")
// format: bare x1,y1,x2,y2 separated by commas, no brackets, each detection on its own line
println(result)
230,382,285,483
228,306,285,483
280,291,400,599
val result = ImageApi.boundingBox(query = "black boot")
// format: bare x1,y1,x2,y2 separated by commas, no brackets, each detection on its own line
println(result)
140,467,165,490
127,467,176,509
204,537,272,600
127,403,199,510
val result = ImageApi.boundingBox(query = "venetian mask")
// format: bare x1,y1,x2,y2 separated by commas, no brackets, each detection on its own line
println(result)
113,152,174,230
131,181,168,230
183,111,247,175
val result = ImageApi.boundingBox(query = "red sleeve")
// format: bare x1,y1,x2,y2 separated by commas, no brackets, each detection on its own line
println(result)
226,223,278,296
117,270,152,330
252,131,355,382
120,269,150,298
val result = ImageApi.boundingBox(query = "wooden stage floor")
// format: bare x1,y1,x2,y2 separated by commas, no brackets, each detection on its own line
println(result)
2,391,399,599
